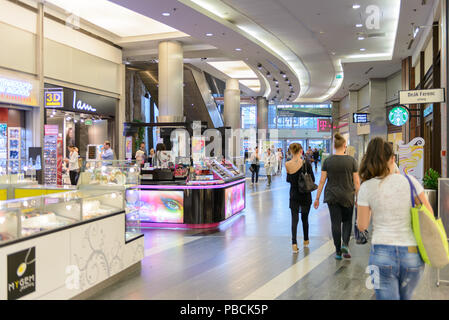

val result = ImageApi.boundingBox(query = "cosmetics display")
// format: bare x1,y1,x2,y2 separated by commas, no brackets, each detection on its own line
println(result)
43,128,58,185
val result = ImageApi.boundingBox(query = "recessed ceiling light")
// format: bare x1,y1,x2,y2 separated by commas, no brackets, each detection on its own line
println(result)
360,48,366,51
206,33,213,36
356,23,363,28
358,36,365,40
162,12,171,16
235,48,242,51
266,72,271,77
352,4,361,9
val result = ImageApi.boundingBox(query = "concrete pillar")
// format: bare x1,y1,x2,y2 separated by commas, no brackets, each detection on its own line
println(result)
348,91,360,161
116,64,126,160
158,41,184,122
256,96,268,130
369,79,388,140
223,78,241,129
331,101,340,154
37,2,44,175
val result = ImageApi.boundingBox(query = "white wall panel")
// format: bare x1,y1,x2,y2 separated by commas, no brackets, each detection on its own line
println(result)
358,84,370,109
0,22,36,74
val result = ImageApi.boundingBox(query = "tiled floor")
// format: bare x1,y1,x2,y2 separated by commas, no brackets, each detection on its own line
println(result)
90,167,449,300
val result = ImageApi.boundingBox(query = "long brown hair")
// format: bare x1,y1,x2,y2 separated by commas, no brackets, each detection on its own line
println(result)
359,137,394,182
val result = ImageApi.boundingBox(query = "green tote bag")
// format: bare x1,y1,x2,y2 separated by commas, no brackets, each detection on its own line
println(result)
405,174,449,268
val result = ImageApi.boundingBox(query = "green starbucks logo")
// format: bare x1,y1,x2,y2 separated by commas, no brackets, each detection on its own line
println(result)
388,106,409,126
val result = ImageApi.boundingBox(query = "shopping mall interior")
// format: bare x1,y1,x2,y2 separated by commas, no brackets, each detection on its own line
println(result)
1,0,449,307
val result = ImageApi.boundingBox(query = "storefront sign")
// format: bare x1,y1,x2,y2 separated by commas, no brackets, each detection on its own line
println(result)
73,91,96,112
44,88,63,108
44,84,116,116
0,73,38,107
423,104,433,117
388,106,409,126
317,119,332,132
398,137,425,183
399,88,445,104
352,113,369,123
7,247,36,300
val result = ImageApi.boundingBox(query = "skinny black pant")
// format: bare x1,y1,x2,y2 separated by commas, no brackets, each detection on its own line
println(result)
291,205,311,244
69,170,79,186
327,203,353,253
251,164,260,183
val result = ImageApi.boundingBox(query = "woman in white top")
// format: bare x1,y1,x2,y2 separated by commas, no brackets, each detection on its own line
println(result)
357,137,433,300
276,148,283,175
135,142,146,165
265,148,276,186
65,145,80,185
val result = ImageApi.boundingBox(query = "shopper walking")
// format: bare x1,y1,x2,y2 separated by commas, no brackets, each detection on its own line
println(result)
313,133,360,260
313,148,320,172
357,137,433,300
265,148,276,186
250,146,261,184
286,143,315,253
277,148,284,175
65,145,80,185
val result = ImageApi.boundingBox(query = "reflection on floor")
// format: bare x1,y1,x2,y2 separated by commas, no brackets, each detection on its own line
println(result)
90,167,449,300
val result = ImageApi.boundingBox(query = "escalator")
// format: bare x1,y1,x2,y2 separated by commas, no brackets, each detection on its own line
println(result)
130,62,224,128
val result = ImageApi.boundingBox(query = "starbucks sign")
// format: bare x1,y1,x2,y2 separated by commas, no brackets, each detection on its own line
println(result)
388,106,409,126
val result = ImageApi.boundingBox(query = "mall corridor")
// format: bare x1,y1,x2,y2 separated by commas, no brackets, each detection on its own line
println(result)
91,169,449,300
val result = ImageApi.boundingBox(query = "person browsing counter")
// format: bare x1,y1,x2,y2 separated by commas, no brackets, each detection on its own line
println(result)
101,141,114,165
64,145,79,185
135,142,146,165
313,133,360,260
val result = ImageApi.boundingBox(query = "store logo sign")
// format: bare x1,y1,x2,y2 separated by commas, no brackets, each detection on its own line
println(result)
317,119,331,132
0,77,32,97
7,247,36,300
45,88,63,108
73,91,97,112
388,106,409,126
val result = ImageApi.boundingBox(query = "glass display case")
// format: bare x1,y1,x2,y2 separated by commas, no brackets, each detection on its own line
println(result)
78,160,141,187
0,159,38,184
0,189,127,245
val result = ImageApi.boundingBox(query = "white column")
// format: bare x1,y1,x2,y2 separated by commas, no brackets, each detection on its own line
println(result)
158,41,184,122
37,2,44,175
116,64,126,160
223,78,240,128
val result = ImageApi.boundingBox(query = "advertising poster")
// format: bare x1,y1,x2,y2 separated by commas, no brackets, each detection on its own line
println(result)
126,190,184,223
398,137,424,183
57,136,63,185
125,136,132,160
192,137,206,162
225,183,245,219
7,247,36,300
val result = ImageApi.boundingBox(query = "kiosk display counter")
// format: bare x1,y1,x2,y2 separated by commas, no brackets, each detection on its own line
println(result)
129,158,246,228
0,174,38,200
0,189,144,300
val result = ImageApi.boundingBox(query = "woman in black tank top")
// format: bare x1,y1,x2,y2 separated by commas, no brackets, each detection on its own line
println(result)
285,143,315,253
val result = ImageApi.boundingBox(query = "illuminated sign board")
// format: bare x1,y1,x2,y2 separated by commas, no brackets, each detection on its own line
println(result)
388,106,409,126
45,88,63,108
423,104,433,117
353,113,369,123
0,75,38,106
317,119,332,132
73,91,96,112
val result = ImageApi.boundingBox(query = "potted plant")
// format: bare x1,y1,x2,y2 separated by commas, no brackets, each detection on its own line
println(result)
423,168,440,216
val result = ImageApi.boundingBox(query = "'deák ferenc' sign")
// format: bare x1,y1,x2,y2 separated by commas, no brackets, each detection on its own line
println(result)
399,88,445,104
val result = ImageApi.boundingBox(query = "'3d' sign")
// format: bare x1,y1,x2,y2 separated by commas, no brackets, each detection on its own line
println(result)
72,91,96,112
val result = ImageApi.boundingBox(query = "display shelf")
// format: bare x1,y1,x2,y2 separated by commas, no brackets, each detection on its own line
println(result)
78,160,140,187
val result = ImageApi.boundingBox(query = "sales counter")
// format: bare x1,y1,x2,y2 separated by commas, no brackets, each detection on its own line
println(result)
14,185,77,199
0,180,39,201
129,159,246,229
0,189,144,300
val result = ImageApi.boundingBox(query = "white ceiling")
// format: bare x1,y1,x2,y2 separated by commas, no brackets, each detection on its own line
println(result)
98,0,437,103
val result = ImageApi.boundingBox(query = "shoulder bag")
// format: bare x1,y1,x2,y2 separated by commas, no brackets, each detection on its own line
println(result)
297,160,318,193
405,174,449,268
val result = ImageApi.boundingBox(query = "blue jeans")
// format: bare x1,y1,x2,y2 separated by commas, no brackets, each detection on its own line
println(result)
368,245,425,300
